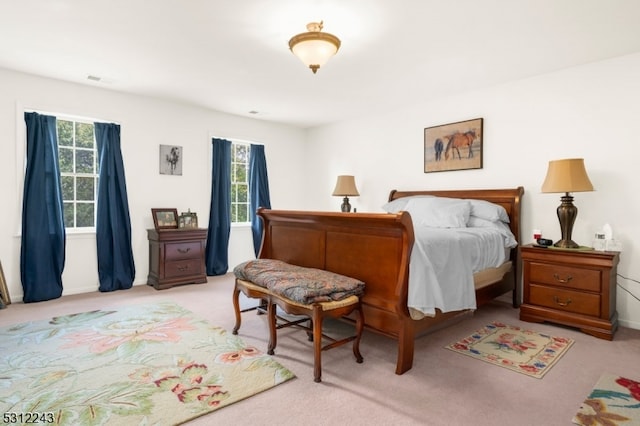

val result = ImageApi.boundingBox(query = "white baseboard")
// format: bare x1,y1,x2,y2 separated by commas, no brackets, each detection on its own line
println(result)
618,318,640,331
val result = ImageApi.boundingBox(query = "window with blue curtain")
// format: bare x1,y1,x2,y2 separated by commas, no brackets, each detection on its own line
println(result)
205,139,271,272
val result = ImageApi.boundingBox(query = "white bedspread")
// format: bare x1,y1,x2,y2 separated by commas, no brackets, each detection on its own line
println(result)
408,227,510,317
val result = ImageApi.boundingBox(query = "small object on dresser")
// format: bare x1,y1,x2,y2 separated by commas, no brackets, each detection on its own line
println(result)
533,229,542,241
536,238,553,246
179,209,198,229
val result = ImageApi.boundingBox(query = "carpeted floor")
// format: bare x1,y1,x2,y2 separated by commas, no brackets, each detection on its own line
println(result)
1,274,640,425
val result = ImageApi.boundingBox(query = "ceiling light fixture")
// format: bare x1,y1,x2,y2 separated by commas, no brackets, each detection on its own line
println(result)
289,21,341,74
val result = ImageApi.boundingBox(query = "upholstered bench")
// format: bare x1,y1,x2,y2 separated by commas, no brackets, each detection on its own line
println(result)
233,259,365,382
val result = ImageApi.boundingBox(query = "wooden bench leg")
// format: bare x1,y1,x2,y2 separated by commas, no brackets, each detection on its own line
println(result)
232,284,242,335
353,303,364,363
312,304,323,383
267,300,277,355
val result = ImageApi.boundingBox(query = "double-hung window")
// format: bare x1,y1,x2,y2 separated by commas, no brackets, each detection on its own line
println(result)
57,118,98,230
230,142,250,224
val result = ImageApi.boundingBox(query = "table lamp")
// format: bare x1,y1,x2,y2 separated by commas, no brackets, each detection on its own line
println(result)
332,175,359,212
541,158,594,248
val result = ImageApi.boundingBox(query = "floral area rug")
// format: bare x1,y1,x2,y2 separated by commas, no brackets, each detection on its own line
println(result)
0,302,294,425
445,321,574,378
573,374,640,425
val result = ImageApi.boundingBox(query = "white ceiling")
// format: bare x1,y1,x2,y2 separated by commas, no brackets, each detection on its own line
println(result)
2,0,640,129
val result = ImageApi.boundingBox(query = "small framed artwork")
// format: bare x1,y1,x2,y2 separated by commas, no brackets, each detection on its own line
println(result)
151,208,179,230
179,211,198,229
159,145,183,175
424,118,483,173
0,260,10,306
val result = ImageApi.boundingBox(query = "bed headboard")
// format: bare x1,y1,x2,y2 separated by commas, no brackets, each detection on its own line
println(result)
388,187,524,246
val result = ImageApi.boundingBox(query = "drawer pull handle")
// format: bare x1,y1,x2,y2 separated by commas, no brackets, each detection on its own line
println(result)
177,265,190,271
553,273,573,284
553,296,572,307
177,248,191,254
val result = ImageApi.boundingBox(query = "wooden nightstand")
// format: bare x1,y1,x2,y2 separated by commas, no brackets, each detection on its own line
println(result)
519,244,619,340
147,228,208,290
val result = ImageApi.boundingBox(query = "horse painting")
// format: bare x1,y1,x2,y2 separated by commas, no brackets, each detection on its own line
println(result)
444,130,477,160
433,138,444,161
165,146,181,174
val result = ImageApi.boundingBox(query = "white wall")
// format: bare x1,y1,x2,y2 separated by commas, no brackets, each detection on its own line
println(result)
1,68,307,300
305,53,640,330
3,52,639,330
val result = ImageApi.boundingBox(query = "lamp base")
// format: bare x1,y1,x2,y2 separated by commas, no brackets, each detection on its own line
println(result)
553,239,579,249
341,196,351,212
555,193,579,249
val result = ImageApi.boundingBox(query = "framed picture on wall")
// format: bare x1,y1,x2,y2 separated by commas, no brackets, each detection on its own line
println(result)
151,208,179,230
159,145,183,175
424,118,483,173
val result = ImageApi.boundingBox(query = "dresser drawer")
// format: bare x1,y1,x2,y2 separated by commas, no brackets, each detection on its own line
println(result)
528,262,601,292
165,259,202,278
165,242,202,261
528,283,601,316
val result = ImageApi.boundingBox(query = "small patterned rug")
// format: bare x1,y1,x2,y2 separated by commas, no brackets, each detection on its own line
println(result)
573,374,640,425
0,302,294,425
445,321,574,378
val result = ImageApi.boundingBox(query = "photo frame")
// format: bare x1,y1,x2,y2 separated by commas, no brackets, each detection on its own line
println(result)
179,211,198,229
151,208,179,230
0,260,10,306
424,118,483,173
159,145,183,176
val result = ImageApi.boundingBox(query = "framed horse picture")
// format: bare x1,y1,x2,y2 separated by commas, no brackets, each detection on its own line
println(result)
424,118,483,173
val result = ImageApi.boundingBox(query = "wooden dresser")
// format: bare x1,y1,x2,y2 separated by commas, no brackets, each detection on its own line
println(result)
520,244,619,340
147,228,208,290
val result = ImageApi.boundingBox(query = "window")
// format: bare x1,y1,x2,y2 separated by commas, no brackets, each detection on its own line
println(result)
57,119,98,229
231,142,250,223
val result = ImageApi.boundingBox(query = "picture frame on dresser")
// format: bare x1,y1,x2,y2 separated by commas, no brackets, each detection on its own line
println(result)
179,211,198,229
151,208,179,230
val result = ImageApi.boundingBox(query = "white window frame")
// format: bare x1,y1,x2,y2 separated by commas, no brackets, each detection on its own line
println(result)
231,141,251,225
57,117,99,232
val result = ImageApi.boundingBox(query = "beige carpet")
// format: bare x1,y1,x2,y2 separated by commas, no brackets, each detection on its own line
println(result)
2,274,640,425
0,301,294,425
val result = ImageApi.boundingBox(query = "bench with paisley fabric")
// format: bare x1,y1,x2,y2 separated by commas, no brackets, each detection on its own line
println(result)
233,259,365,382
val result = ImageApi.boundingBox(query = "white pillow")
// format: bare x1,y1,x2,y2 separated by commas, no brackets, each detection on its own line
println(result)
404,197,471,228
466,199,510,223
381,195,433,213
467,216,518,248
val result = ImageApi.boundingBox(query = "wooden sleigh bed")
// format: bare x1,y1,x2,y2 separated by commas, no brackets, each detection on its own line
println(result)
255,187,524,374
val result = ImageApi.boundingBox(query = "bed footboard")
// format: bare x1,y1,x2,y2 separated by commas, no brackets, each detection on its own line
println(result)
257,208,416,372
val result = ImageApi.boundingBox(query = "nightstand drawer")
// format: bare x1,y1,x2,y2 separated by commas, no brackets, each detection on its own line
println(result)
165,242,202,261
528,262,601,292
529,283,601,317
165,259,202,278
